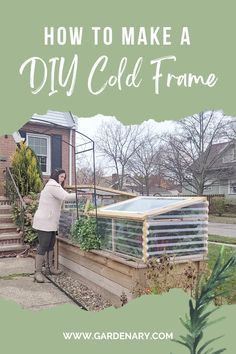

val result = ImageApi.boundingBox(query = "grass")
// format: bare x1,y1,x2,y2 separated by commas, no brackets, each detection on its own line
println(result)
209,214,236,224
208,234,236,245
208,243,236,304
0,273,32,280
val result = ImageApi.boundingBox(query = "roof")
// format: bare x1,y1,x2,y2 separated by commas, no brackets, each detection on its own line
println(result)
110,174,144,189
205,142,228,164
151,186,176,195
191,141,236,172
30,110,76,129
204,141,236,170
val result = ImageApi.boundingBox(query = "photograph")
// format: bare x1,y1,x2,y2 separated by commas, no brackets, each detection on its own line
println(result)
1,1,236,354
1,109,236,311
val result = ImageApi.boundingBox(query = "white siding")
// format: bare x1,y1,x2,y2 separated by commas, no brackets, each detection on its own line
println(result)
31,110,76,128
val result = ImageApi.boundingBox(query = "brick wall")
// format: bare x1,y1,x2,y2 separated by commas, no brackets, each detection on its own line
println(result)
0,135,17,195
22,123,75,183
0,123,76,195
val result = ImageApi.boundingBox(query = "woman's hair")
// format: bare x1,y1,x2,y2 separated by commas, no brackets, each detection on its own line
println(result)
50,168,66,187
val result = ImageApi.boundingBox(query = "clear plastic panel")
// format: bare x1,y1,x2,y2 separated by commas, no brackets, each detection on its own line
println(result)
98,218,143,258
100,197,188,213
96,201,208,261
147,202,208,259
150,202,208,220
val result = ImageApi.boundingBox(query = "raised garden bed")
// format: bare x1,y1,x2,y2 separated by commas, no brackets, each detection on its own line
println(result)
56,236,147,307
56,236,205,307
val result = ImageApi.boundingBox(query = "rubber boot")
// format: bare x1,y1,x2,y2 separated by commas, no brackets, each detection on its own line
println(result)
43,253,50,275
34,254,45,283
46,250,62,275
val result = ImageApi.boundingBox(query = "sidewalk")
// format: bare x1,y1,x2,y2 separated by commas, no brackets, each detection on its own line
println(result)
208,222,236,237
0,257,73,310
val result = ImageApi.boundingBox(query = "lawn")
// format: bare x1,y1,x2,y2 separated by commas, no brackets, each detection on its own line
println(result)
209,215,236,224
208,243,236,304
208,234,236,245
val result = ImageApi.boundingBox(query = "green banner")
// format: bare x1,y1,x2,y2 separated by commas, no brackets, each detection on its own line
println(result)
1,1,236,353
1,0,236,133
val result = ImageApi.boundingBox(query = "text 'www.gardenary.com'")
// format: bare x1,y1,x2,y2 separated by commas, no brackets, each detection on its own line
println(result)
62,331,174,341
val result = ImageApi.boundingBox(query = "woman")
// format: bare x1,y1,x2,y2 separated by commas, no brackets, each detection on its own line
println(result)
33,168,76,283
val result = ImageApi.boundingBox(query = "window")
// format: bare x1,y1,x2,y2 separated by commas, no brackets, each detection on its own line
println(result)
223,146,236,163
230,181,236,194
205,185,213,192
26,133,51,175
204,180,214,193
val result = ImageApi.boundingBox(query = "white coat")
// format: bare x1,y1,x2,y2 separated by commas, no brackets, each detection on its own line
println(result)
33,179,76,232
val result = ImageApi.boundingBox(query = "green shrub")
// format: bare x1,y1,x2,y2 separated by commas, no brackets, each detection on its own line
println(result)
70,217,101,251
11,141,43,196
211,196,226,216
225,197,236,215
12,192,39,245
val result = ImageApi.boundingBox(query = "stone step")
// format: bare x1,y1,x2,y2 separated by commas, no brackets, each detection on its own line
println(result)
0,232,22,241
0,197,11,206
0,223,18,234
0,238,22,246
0,244,28,257
0,205,12,214
0,230,25,249
0,196,9,200
0,214,12,223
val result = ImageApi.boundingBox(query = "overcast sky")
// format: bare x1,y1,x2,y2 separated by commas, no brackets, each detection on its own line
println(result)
76,114,175,138
75,114,175,175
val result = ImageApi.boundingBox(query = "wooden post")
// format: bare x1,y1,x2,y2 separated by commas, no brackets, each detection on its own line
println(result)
54,237,58,269
112,218,116,252
84,196,92,214
142,219,148,262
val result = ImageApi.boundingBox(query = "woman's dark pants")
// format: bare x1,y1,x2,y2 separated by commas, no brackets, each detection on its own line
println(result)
36,230,56,255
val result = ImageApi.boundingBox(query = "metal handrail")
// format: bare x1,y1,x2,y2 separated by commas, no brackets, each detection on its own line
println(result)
5,167,26,234
5,167,26,206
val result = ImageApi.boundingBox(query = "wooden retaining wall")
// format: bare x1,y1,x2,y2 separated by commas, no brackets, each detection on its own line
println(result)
56,237,147,307
56,237,205,307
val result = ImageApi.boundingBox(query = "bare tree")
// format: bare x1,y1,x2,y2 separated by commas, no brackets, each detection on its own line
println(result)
77,165,104,185
161,111,234,195
96,120,142,189
127,130,161,195
76,154,104,185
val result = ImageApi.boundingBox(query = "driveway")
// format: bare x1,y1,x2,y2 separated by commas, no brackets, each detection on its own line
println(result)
208,222,236,237
0,257,73,310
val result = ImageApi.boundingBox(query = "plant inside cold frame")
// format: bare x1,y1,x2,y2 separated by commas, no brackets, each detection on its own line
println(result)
175,247,236,354
70,216,101,251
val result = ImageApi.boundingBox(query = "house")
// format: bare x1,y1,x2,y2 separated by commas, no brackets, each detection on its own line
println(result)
100,173,180,196
99,173,143,194
0,110,77,195
146,175,181,196
182,140,236,198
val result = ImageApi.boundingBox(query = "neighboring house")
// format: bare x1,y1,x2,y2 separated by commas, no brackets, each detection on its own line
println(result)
0,110,77,195
100,173,180,196
147,175,181,196
99,173,142,194
182,140,236,198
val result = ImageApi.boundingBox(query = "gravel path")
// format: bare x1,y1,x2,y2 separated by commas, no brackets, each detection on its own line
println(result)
47,273,112,311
